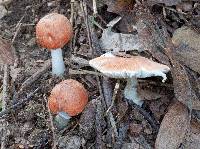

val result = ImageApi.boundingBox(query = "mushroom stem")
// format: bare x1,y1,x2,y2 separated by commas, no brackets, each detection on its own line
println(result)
124,77,143,106
55,112,71,129
51,48,65,76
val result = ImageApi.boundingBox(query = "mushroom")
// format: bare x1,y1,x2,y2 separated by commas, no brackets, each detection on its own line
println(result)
36,13,73,76
48,79,88,128
89,53,170,106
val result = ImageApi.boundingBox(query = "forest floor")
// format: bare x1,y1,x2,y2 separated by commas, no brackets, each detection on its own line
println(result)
0,0,200,149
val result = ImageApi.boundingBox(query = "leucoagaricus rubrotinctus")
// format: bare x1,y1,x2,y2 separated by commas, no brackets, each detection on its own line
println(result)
36,13,73,76
48,79,88,128
89,53,170,106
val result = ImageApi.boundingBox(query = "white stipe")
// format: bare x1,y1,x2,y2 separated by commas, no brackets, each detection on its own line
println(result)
51,48,65,76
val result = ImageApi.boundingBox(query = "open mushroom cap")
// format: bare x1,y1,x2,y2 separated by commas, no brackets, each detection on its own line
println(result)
89,53,170,82
48,79,88,116
36,13,73,49
0,37,15,65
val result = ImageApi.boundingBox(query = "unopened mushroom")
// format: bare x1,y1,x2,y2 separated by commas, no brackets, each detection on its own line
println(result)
48,79,88,128
89,53,170,106
36,13,73,76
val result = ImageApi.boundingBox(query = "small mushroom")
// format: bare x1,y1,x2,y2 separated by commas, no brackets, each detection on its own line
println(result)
36,13,73,76
48,79,88,129
89,53,170,106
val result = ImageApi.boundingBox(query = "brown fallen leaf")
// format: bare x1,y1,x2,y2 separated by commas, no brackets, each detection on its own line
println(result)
79,99,102,140
155,101,189,149
183,119,200,149
0,37,15,65
164,46,200,110
135,8,170,66
172,26,200,74
105,0,137,33
147,0,182,6
106,0,135,14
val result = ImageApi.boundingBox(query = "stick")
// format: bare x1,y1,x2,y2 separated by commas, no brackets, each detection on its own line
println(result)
80,0,93,55
69,69,102,76
95,99,103,149
106,81,120,114
92,0,98,16
44,95,57,149
1,65,9,149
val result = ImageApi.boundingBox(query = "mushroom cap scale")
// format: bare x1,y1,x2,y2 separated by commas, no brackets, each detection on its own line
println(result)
48,79,88,116
36,13,73,49
89,53,170,82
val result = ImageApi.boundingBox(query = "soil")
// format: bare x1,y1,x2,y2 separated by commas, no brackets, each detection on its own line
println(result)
0,0,200,149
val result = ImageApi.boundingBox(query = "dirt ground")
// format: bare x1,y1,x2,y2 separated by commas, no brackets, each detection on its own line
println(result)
0,0,200,149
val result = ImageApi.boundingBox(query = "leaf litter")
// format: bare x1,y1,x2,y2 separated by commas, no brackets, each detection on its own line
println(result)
100,17,143,52
0,0,200,148
155,101,189,149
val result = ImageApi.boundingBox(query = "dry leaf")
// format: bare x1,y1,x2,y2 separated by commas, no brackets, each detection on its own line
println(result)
100,28,143,52
164,47,200,110
136,9,170,65
100,18,143,52
106,0,135,14
155,101,189,149
147,0,182,6
79,99,97,140
0,37,15,65
183,119,200,149
172,26,200,74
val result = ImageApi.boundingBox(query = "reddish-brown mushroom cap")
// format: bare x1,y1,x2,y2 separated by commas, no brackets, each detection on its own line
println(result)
36,13,73,49
48,79,88,116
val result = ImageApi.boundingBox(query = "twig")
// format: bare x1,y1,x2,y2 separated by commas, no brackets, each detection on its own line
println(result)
95,99,103,149
11,13,25,68
102,77,113,108
2,65,9,112
106,81,120,114
0,87,40,117
65,55,89,67
108,112,119,142
1,65,10,149
92,0,98,16
80,0,93,55
69,69,102,76
44,95,56,149
70,0,75,24
12,15,25,43
68,0,75,73
100,77,119,146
